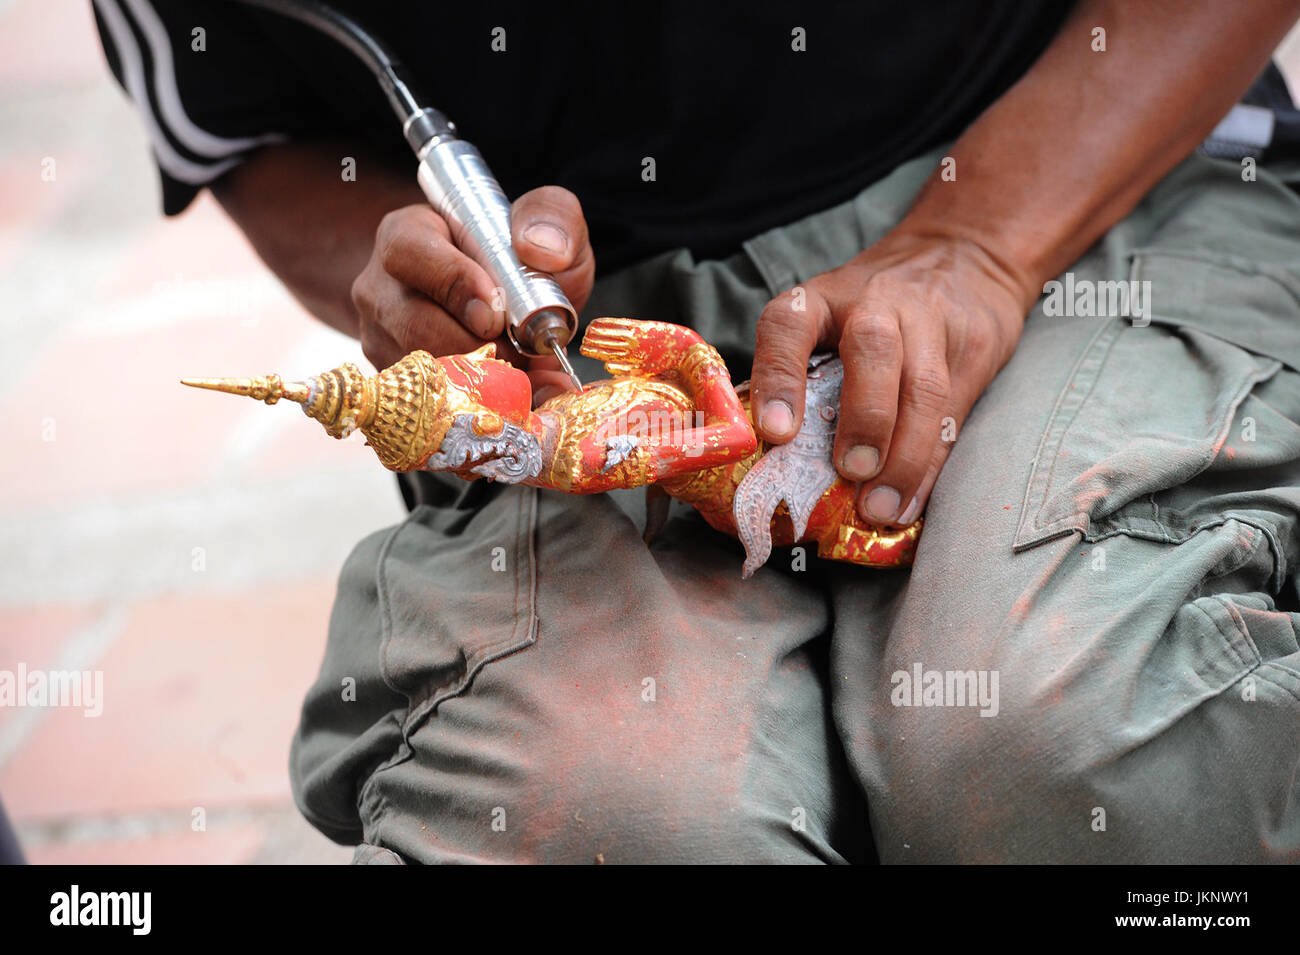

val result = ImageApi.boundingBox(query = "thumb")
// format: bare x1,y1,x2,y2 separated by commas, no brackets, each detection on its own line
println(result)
511,186,595,311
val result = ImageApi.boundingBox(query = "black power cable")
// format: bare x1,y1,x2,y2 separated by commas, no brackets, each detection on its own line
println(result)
230,0,443,148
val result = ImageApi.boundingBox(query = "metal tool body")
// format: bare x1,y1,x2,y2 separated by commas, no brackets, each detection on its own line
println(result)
234,0,581,385
412,117,579,379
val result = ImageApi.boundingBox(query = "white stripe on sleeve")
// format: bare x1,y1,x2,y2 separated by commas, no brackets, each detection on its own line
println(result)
122,0,285,160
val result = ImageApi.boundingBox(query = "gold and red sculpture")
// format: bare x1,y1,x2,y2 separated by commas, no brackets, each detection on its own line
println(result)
183,318,920,576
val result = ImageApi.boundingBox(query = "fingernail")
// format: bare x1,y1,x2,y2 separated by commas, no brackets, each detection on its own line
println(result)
864,486,901,523
466,298,494,338
523,223,568,254
841,445,880,481
897,495,921,525
759,399,794,438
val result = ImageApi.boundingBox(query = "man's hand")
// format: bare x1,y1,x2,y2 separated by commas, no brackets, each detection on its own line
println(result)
750,230,1033,527
749,0,1300,529
351,185,595,389
214,146,595,400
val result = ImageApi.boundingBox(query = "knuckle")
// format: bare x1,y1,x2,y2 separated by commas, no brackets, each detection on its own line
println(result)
378,206,442,273
376,229,404,273
375,208,401,240
386,307,418,353
756,365,806,398
429,259,464,305
756,300,812,348
842,405,896,440
359,325,385,369
753,354,809,391
963,315,997,353
902,363,950,415
754,307,818,394
529,184,582,217
769,285,804,313
840,310,901,359
440,271,466,308
376,206,418,245
349,273,371,314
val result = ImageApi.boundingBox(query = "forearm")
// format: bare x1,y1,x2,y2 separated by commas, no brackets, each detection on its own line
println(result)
896,0,1300,304
211,141,423,336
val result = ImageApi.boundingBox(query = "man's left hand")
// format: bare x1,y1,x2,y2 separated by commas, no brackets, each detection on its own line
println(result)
749,229,1035,527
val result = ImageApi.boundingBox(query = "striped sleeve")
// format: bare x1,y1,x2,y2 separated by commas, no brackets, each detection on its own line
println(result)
91,0,315,214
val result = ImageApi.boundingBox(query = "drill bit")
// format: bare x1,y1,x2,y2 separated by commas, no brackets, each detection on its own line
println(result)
549,338,583,391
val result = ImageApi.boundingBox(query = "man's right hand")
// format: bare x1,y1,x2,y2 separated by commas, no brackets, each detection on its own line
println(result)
350,185,595,371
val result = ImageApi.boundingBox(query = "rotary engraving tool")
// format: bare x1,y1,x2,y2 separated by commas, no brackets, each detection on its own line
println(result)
235,0,582,388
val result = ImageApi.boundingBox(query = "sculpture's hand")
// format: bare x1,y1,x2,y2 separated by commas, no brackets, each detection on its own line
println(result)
581,317,702,377
748,229,1035,527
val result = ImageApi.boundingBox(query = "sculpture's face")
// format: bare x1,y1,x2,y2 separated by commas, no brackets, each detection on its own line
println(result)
422,343,544,483
437,343,534,425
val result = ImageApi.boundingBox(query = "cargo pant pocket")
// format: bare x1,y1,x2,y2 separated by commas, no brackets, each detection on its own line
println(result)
1015,320,1278,537
352,485,541,847
376,485,540,739
999,252,1300,800
1014,252,1300,573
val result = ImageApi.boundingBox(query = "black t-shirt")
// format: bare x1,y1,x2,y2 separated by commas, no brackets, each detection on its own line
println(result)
93,0,1074,273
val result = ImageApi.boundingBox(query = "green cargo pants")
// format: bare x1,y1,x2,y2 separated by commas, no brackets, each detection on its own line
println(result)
291,147,1300,863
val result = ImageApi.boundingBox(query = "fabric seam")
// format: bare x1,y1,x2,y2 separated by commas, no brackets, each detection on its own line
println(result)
1014,319,1123,550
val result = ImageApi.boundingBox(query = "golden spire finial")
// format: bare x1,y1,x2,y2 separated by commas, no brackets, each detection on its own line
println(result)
181,352,453,472
181,374,311,405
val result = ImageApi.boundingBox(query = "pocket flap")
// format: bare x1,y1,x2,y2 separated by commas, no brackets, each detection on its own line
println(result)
1014,320,1279,550
1131,249,1300,370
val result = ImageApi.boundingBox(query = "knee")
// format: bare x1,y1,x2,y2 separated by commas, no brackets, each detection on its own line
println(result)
494,708,854,863
368,701,848,863
870,659,1107,862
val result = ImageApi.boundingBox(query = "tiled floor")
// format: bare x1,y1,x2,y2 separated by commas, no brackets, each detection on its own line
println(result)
0,0,404,863
3,2,1300,865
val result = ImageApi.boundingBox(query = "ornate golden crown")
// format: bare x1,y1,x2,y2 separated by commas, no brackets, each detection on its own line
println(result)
182,350,451,472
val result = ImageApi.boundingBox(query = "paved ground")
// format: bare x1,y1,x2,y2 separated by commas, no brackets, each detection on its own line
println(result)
2,2,1299,864
0,0,404,864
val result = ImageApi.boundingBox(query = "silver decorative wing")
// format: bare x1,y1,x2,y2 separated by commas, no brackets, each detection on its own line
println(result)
423,413,543,483
733,355,843,577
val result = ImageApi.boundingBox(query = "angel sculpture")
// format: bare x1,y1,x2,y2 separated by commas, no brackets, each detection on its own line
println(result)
183,318,921,576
